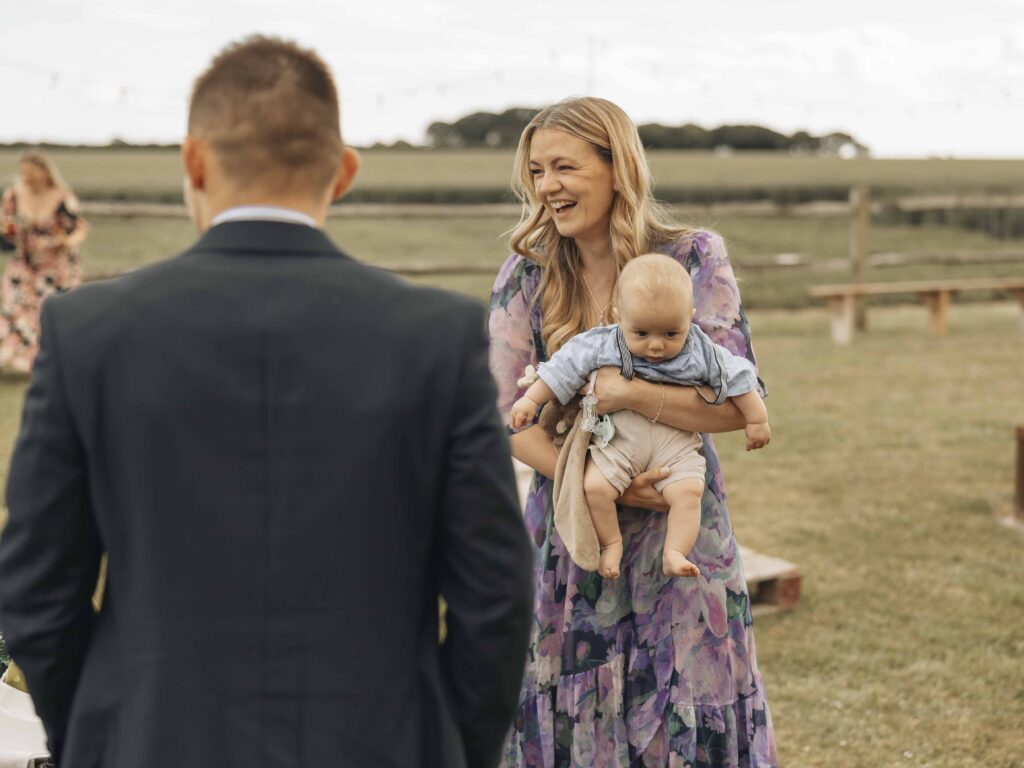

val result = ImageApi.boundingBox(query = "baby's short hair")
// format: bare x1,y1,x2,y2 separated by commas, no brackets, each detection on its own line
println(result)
617,253,694,312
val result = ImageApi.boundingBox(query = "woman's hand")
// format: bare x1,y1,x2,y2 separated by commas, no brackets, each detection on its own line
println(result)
582,367,637,416
617,467,670,512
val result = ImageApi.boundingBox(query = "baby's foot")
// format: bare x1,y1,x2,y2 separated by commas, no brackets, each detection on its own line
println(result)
663,549,701,578
598,540,623,579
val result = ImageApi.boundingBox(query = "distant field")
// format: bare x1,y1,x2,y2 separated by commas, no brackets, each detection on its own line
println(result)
76,213,1024,310
8,146,1022,308
2,148,1023,202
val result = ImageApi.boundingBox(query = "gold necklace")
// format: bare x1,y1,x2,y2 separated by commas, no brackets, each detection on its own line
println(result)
581,273,615,326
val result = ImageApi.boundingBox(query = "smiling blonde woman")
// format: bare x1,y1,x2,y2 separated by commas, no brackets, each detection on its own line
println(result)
488,97,778,767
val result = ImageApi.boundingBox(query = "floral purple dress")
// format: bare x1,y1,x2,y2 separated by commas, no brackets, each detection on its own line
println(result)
0,186,87,372
487,232,778,767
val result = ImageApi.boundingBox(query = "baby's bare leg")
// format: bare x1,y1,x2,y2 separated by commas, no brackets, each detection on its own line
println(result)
583,459,624,579
659,477,705,577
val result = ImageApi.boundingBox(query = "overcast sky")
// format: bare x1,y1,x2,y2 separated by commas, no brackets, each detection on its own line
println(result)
3,0,1023,157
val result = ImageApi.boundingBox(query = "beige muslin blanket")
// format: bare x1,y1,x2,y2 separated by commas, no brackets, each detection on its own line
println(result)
550,405,601,572
518,364,601,572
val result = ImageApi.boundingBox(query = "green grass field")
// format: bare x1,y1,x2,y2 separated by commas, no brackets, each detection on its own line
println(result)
8,146,1023,303
711,302,1024,767
77,212,1024,310
2,148,1023,201
0,302,1021,766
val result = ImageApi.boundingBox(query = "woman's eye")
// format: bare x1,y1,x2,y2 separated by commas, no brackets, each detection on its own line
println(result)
558,165,573,171
529,169,542,176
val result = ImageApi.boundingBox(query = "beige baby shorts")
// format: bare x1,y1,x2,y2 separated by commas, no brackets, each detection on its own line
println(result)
589,409,706,494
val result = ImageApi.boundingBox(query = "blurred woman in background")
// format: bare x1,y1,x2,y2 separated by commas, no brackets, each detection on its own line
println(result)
0,152,88,372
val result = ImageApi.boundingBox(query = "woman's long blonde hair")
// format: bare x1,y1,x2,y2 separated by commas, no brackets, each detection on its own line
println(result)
17,151,70,194
510,97,693,354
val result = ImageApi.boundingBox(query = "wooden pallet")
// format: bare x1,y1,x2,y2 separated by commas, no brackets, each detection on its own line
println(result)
740,546,802,616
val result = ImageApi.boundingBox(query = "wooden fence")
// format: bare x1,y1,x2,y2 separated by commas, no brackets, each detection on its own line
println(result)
81,190,1024,281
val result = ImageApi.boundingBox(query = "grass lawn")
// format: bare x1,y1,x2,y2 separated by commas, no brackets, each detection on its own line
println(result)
0,301,1022,766
77,213,1024,310
713,302,1024,767
3,148,1023,200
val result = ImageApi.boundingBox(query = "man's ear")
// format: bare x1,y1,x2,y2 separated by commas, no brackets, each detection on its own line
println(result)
182,136,207,191
330,147,361,202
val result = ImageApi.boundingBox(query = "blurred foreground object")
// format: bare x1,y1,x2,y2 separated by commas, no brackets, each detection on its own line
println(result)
0,670,49,768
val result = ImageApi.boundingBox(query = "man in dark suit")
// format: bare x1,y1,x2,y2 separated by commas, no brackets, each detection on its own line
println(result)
0,36,532,768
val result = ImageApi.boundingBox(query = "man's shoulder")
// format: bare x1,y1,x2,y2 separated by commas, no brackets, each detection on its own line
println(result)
385,278,485,335
44,256,181,317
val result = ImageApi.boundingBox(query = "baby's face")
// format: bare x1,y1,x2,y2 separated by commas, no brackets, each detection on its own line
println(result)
619,291,693,363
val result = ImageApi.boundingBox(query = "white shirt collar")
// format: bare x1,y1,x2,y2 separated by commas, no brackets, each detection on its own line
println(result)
210,205,317,229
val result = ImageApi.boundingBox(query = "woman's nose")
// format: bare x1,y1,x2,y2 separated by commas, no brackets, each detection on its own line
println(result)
536,172,559,196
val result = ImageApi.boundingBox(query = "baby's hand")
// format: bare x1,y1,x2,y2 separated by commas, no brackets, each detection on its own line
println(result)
510,396,540,429
745,422,771,451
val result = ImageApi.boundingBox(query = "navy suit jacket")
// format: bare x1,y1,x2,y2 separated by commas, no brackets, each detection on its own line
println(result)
0,221,533,768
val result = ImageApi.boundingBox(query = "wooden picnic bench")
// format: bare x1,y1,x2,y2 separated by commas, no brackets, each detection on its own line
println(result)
808,277,1024,344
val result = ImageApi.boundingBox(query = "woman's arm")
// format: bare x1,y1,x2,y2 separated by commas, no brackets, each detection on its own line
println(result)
595,232,760,435
589,369,746,433
1,188,17,246
66,225,88,249
487,255,556,476
58,196,89,249
509,425,558,480
588,372,743,512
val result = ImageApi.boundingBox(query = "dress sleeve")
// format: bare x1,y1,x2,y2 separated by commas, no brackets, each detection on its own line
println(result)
1,187,16,245
56,193,89,240
487,254,540,432
686,232,763,385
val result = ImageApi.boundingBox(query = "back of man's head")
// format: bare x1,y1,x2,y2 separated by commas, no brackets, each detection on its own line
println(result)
188,35,343,197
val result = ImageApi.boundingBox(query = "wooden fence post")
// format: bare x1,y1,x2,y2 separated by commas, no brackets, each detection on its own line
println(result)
1016,426,1024,522
849,186,870,330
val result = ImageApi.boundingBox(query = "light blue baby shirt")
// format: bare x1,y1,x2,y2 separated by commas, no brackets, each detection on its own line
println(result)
536,323,764,406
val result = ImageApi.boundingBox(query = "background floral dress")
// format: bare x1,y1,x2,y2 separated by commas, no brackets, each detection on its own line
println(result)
487,231,778,767
0,186,87,371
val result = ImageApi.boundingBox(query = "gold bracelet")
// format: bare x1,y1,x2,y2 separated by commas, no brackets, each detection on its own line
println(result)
649,382,666,424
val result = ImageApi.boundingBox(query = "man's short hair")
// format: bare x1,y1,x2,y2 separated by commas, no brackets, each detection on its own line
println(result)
188,35,343,194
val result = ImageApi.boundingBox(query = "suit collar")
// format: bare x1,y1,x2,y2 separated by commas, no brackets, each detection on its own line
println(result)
191,220,348,258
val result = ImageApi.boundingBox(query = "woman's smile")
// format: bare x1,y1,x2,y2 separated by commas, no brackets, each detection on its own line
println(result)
549,199,577,217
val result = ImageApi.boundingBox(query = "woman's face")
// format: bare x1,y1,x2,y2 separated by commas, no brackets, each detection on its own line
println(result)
528,128,615,246
19,162,50,193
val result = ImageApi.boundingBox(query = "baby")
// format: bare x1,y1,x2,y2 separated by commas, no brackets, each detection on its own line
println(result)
511,253,770,579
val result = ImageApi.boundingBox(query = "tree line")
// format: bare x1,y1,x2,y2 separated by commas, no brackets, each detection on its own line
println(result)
2,113,868,156
424,108,868,155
